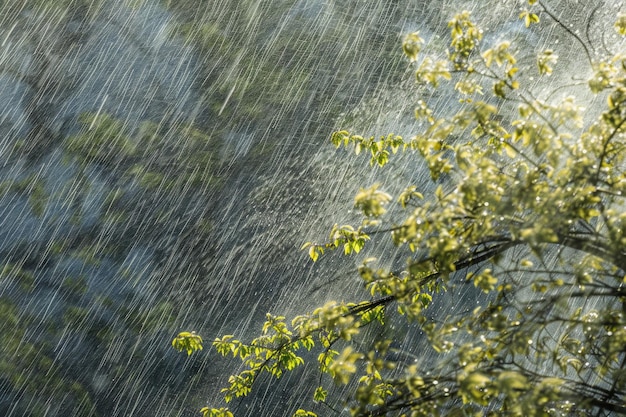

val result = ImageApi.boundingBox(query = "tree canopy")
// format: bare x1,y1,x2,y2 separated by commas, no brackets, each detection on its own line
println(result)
174,2,626,416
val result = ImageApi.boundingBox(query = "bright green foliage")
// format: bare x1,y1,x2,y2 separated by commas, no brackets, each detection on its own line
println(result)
615,12,626,35
177,4,626,417
292,410,317,417
200,407,233,417
301,222,371,260
519,9,540,27
313,386,327,402
328,346,362,384
482,41,516,68
331,131,403,167
402,32,424,62
537,49,558,75
209,313,313,403
448,10,482,71
354,184,392,218
172,331,203,356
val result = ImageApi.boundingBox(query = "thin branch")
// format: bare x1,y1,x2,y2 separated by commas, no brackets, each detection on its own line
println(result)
537,0,593,66
585,2,603,57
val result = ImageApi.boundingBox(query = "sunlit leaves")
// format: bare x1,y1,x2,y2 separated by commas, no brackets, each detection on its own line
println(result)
414,99,435,123
262,313,290,335
608,86,626,111
301,242,324,262
354,184,392,217
213,335,238,357
589,61,617,93
455,79,483,97
171,331,203,356
404,365,425,396
448,11,482,69
330,130,351,148
497,371,528,401
615,12,626,36
222,372,255,401
200,407,233,417
547,96,583,128
402,32,424,62
491,80,506,98
398,185,423,208
482,41,516,68
328,346,362,385
318,349,339,373
308,245,322,261
415,57,451,87
530,378,564,408
330,131,403,167
355,351,398,408
519,10,540,27
468,269,498,293
313,302,361,341
458,372,491,405
302,223,372,261
210,315,316,404
331,224,370,255
292,410,317,417
511,119,553,155
537,49,557,75
316,7,626,414
313,386,327,402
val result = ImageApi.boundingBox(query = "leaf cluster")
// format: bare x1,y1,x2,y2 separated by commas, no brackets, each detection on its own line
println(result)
172,331,204,356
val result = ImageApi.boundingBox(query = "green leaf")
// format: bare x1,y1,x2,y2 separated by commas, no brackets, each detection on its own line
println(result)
459,372,491,405
213,335,236,356
308,246,319,262
537,50,557,75
354,184,392,217
402,32,424,62
470,269,498,293
328,346,362,384
493,80,507,98
615,12,626,35
519,10,540,27
313,386,328,402
293,410,317,417
172,332,203,356
200,408,233,417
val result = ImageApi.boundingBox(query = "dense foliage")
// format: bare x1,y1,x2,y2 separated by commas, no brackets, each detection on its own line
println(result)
175,2,626,416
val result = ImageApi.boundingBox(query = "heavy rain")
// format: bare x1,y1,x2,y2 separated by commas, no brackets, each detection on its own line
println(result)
0,0,623,416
